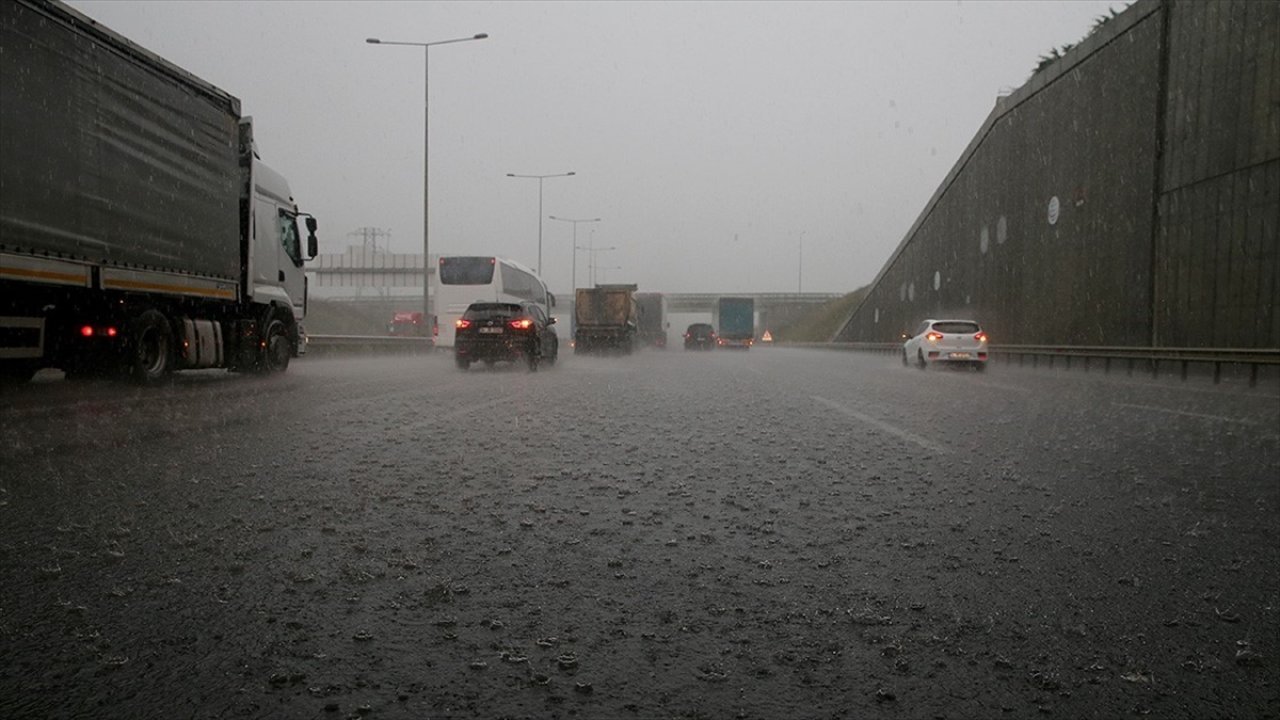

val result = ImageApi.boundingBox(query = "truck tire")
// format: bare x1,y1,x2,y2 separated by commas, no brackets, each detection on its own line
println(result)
455,356,470,370
125,309,174,383
258,313,292,373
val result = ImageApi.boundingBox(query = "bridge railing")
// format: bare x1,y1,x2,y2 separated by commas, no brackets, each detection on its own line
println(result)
783,342,1280,387
304,334,433,354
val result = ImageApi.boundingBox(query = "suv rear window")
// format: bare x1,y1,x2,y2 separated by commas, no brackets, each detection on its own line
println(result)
463,303,522,320
687,324,713,334
931,321,980,334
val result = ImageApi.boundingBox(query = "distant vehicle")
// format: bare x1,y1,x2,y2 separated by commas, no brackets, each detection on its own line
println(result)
454,301,558,371
435,256,554,349
635,293,668,349
0,0,317,383
575,285,638,354
683,323,716,351
387,311,431,338
902,319,989,370
716,297,755,349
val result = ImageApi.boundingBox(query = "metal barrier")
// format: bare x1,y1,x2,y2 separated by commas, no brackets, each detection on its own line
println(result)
303,334,433,354
783,342,1280,387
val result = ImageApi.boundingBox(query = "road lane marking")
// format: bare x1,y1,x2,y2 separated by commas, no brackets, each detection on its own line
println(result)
812,396,949,455
1110,401,1266,427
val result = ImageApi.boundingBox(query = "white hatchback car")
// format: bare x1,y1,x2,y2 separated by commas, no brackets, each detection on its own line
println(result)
902,319,989,370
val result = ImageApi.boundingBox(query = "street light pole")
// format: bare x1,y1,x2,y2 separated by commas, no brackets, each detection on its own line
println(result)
506,172,575,275
367,32,488,324
548,215,601,292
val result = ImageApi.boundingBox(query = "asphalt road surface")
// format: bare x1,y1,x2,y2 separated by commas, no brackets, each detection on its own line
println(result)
2,349,1277,719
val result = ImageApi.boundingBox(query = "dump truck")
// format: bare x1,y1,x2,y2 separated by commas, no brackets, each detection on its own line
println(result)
717,296,755,349
0,0,317,383
574,285,638,354
635,292,668,349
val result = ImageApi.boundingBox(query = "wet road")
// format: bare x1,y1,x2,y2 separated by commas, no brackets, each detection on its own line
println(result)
2,349,1278,719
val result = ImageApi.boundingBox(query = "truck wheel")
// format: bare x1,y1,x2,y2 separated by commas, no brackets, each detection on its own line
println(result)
455,356,470,370
126,309,174,383
259,314,291,373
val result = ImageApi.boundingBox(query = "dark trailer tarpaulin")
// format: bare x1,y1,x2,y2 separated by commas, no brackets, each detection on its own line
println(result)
0,0,242,280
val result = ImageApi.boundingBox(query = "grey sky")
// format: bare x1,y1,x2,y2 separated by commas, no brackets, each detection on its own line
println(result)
71,0,1122,295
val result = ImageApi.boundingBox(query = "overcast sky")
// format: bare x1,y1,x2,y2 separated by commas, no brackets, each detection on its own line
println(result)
71,0,1123,295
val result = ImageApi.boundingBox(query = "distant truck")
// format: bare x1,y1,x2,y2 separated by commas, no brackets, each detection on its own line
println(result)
575,285,638,354
0,0,317,383
635,293,668,349
388,311,431,338
717,297,755,349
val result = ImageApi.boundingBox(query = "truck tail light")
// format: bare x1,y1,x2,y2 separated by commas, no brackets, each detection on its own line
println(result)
80,325,94,337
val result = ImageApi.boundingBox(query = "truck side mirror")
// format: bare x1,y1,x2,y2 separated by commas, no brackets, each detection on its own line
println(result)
305,217,318,234
307,235,318,259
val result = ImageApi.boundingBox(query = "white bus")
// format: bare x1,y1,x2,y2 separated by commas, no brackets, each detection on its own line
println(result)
434,255,556,348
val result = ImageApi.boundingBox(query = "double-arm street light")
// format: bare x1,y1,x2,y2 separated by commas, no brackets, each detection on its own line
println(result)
548,215,601,292
506,172,575,276
366,32,488,322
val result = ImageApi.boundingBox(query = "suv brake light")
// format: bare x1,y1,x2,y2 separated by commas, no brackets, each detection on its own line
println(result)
455,319,471,329
509,318,533,330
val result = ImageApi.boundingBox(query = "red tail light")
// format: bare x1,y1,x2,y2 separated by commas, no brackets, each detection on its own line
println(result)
80,325,94,337
926,332,944,342
106,327,118,337
455,319,471,329
509,318,534,330
975,332,988,342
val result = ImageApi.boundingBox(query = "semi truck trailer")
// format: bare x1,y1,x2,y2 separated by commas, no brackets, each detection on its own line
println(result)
717,297,755,349
635,292,668,349
0,0,318,383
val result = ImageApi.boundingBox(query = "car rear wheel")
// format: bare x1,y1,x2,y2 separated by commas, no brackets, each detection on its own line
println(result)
916,350,927,370
455,356,470,370
974,361,986,372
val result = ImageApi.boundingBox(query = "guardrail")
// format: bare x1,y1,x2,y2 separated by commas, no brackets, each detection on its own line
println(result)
783,341,1280,387
304,334,433,354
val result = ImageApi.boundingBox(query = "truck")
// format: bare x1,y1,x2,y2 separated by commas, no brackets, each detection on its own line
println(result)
716,296,755,349
635,292,668,349
0,0,317,383
574,285,638,355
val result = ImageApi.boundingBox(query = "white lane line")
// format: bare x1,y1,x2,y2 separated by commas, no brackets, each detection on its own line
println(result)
1110,401,1265,427
812,396,949,455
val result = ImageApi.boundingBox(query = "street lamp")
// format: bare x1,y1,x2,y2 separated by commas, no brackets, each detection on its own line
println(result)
548,215,601,293
506,172,575,275
579,245,617,287
366,32,488,323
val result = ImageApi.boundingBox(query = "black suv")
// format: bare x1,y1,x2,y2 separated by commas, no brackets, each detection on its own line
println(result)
454,302,558,371
683,323,716,351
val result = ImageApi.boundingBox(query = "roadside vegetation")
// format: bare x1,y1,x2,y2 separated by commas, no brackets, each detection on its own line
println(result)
773,286,868,343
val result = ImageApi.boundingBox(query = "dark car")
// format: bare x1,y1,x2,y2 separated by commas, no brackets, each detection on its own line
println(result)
683,322,716,351
454,302,558,371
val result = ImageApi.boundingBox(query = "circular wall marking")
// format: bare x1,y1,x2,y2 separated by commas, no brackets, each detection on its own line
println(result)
997,215,1008,244
874,308,880,324
933,271,941,290
908,282,916,302
1047,196,1060,225
980,226,990,254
